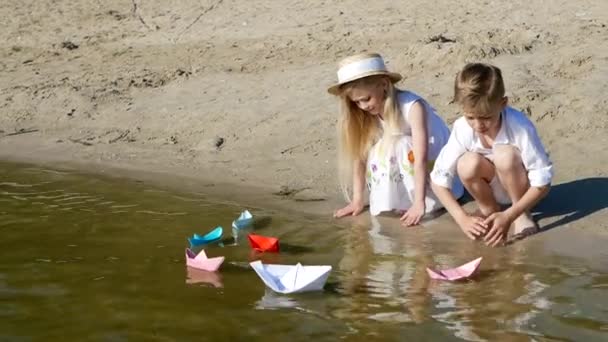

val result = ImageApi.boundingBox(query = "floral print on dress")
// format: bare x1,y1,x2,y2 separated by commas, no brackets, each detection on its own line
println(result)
364,91,456,216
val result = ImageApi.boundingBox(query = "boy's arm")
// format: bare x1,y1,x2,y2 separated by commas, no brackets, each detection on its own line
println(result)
483,185,549,246
505,185,550,220
432,182,488,239
484,120,553,245
430,120,487,238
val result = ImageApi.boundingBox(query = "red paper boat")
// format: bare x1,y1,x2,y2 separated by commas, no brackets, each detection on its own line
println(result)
248,233,279,252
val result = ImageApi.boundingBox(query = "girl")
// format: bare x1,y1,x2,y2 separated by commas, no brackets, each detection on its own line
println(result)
329,53,463,225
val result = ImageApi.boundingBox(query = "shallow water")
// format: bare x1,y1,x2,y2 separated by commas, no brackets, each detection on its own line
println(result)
0,162,607,341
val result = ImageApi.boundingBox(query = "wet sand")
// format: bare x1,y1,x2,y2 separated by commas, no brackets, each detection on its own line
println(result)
1,0,607,234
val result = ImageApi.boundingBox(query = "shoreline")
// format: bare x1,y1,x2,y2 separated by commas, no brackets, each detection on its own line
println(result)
0,134,342,220
1,0,606,236
2,133,607,241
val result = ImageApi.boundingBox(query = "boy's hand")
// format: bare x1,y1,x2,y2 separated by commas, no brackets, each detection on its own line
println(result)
400,201,425,226
483,211,513,247
334,201,365,218
457,215,488,240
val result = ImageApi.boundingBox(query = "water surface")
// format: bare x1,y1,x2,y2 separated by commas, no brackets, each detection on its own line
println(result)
0,162,606,341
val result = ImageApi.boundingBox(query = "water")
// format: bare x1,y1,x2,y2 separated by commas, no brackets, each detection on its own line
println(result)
0,162,607,341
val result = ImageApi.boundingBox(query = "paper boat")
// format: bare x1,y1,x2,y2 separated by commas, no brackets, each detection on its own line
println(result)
248,234,279,252
250,260,332,294
232,210,253,229
188,226,223,248
426,257,482,281
185,248,225,272
186,267,223,288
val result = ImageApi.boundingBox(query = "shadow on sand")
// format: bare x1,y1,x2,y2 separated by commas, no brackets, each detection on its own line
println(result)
533,177,608,232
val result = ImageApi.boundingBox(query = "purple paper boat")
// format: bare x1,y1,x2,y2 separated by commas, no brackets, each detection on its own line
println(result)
426,257,482,281
185,248,225,272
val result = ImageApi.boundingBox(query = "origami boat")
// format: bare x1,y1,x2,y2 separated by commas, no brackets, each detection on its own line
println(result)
426,257,482,281
248,233,279,252
188,226,223,248
232,210,253,230
185,248,225,272
250,260,332,294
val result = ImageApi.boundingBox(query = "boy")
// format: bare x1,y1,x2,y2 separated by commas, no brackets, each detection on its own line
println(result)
430,63,553,246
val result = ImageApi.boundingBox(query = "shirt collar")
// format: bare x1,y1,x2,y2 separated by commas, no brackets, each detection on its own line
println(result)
471,110,509,149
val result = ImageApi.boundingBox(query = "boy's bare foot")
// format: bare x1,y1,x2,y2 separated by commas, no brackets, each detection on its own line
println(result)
512,211,538,236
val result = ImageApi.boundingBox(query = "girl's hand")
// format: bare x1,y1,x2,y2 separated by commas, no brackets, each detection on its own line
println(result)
457,215,488,240
483,211,513,247
333,201,365,218
400,201,426,226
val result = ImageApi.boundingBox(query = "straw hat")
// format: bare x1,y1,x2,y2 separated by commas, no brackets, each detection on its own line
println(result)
327,53,402,95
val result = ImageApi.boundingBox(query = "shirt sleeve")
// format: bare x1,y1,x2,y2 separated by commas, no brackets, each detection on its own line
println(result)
520,124,553,187
430,121,469,189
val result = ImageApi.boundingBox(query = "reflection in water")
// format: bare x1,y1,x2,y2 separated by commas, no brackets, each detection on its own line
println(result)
335,213,608,341
1,162,607,341
185,267,223,288
255,289,300,310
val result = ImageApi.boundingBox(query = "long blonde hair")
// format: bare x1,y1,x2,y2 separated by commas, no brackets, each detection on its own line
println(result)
337,75,404,201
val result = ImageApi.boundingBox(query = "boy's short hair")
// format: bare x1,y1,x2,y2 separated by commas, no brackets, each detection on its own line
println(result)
454,63,505,114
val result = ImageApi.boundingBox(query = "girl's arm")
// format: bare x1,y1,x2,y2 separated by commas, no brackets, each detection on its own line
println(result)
334,159,366,218
401,101,429,226
351,159,366,206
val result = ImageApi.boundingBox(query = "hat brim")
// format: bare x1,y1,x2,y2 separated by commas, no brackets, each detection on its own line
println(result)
327,71,402,95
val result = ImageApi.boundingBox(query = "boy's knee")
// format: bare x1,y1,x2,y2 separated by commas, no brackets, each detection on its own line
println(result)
493,145,523,172
457,152,485,181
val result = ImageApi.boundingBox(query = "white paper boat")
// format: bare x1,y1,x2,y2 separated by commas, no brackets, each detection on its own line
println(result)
232,210,253,230
249,260,332,294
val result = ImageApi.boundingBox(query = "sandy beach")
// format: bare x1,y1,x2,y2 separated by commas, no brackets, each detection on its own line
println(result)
1,0,607,231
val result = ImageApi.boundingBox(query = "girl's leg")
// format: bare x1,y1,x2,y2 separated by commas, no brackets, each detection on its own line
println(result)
456,152,500,216
493,145,537,234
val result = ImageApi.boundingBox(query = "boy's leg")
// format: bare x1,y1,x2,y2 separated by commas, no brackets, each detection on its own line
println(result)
456,152,500,216
493,145,537,234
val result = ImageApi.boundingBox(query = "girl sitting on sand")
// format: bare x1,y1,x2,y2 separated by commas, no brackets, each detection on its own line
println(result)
329,53,463,225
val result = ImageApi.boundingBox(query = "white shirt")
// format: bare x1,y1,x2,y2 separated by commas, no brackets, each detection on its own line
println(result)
430,106,553,188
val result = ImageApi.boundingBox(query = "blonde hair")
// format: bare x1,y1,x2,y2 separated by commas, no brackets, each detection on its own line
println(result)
454,63,505,114
337,75,404,201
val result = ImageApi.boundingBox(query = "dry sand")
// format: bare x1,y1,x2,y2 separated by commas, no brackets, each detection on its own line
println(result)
1,0,607,232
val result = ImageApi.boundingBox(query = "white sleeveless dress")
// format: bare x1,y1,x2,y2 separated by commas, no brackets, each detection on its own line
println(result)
366,91,463,216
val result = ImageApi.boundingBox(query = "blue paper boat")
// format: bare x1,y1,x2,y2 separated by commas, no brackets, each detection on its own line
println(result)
188,226,223,248
232,210,253,230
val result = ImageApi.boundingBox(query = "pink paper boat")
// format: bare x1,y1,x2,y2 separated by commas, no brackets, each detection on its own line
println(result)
426,257,482,281
185,248,225,272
